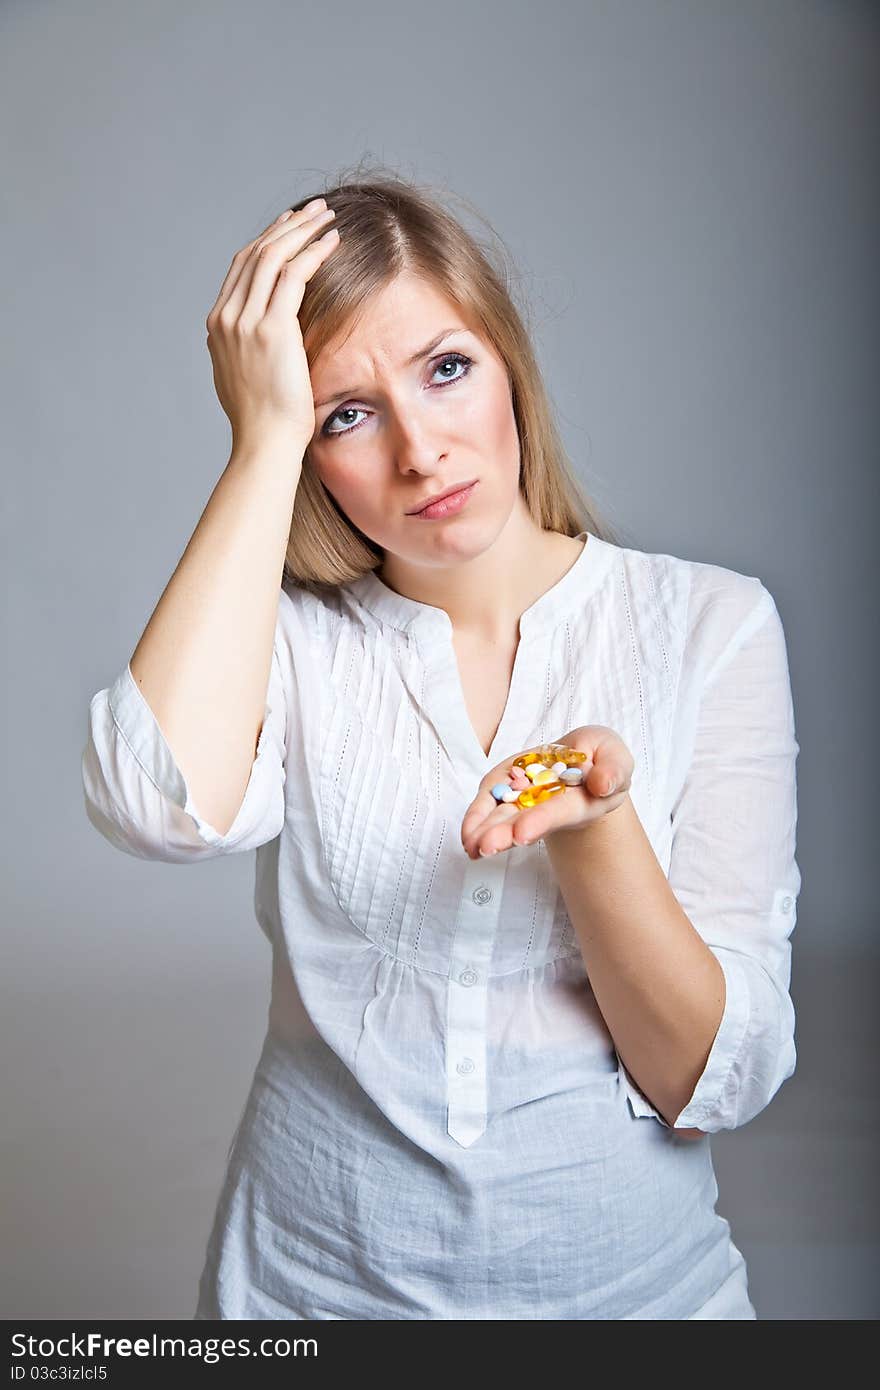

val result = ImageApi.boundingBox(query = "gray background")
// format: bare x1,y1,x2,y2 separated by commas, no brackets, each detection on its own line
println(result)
2,0,877,1319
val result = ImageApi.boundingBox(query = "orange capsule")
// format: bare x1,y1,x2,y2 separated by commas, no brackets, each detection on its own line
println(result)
516,780,567,808
513,745,588,778
556,745,588,764
513,752,544,769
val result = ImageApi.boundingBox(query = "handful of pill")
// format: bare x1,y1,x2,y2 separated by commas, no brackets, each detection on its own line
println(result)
490,744,589,809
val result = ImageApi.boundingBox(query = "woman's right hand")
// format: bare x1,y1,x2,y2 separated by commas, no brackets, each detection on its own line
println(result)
205,198,340,449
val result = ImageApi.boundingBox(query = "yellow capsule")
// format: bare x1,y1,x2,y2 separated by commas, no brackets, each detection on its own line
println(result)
514,745,588,774
537,782,568,802
558,746,588,764
516,781,567,808
513,752,543,769
532,767,557,785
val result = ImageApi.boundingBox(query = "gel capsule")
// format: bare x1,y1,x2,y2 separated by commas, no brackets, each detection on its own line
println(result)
516,780,566,808
512,752,544,769
514,744,587,770
494,744,589,806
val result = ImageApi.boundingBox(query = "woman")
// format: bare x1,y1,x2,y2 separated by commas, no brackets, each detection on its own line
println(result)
82,171,800,1319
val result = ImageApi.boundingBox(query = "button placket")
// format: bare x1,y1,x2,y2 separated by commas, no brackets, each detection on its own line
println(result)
446,856,505,1148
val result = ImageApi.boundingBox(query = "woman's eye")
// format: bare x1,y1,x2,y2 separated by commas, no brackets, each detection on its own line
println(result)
321,352,474,438
432,352,472,385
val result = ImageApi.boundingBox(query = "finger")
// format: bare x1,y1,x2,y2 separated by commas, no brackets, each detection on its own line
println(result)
264,224,340,321
463,802,521,858
585,760,625,799
504,790,587,847
461,748,584,848
463,782,569,855
248,199,324,250
208,204,301,328
483,779,601,854
469,796,571,858
460,783,511,846
207,201,329,328
580,729,633,799
230,207,338,330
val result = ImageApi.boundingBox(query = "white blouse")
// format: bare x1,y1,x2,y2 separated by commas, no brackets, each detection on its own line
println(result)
81,530,801,1319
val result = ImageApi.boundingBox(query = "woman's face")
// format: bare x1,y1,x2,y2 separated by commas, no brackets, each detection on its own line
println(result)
306,271,522,569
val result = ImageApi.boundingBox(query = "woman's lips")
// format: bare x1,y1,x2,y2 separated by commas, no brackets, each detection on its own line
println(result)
409,481,478,519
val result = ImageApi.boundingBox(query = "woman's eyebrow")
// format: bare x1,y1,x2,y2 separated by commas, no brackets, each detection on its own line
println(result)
314,328,470,408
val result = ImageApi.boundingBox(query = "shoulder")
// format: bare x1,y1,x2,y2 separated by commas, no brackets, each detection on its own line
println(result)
610,537,778,678
618,536,772,624
277,578,348,646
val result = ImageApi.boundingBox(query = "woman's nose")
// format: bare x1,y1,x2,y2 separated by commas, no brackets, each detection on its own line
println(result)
388,413,445,469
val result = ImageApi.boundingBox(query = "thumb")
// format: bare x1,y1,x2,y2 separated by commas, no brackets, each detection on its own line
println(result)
587,763,619,798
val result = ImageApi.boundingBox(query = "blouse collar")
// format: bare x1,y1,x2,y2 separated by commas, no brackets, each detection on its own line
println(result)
341,530,617,642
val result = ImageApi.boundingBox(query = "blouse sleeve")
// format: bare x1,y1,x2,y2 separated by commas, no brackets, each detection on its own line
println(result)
81,602,288,863
624,578,801,1132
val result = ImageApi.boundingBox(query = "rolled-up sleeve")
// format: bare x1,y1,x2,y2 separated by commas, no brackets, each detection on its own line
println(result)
625,580,801,1132
81,614,288,863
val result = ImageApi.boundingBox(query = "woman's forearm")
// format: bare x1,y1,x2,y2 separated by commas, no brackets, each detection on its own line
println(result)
128,430,306,836
545,795,725,1129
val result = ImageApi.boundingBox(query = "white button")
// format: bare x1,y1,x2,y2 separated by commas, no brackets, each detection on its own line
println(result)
459,968,478,987
472,885,492,905
781,896,793,911
456,1057,475,1075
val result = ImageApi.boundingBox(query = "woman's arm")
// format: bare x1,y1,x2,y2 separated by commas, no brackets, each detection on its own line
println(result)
547,795,722,1133
123,199,339,838
547,586,801,1135
128,432,305,837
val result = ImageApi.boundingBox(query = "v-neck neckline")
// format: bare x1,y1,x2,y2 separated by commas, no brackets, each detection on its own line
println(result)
341,530,617,780
448,624,543,771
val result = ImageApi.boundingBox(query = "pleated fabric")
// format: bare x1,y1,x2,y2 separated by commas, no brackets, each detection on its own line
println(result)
82,531,800,1318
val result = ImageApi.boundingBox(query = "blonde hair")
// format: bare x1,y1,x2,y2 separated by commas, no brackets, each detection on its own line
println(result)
280,161,622,592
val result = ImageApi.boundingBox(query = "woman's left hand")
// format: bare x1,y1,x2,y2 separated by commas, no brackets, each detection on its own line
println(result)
461,726,635,859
